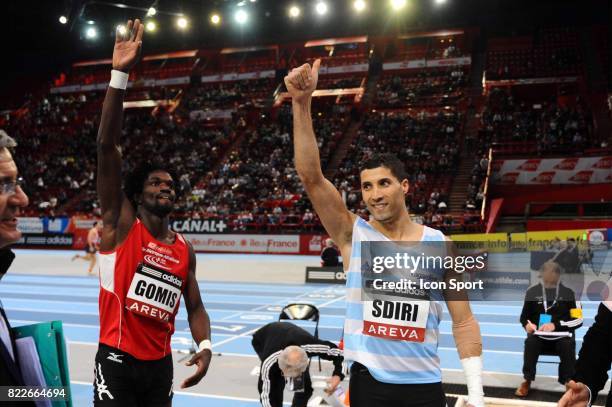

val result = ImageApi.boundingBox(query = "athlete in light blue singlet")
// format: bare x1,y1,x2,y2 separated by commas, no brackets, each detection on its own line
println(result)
284,59,486,407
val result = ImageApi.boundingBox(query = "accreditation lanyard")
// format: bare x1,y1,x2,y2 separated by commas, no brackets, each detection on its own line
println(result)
541,282,560,313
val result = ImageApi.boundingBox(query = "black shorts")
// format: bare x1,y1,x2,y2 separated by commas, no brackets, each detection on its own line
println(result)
85,246,98,254
349,362,447,407
93,344,173,407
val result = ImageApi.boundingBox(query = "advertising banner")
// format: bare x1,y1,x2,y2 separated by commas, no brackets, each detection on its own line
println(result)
15,234,74,248
299,234,325,255
189,110,233,121
184,234,300,253
44,217,70,234
17,217,70,234
171,218,231,234
509,229,587,252
383,56,471,71
155,76,190,86
17,217,44,234
320,64,369,75
305,267,346,284
50,76,190,94
383,60,426,70
200,70,275,83
450,232,509,253
491,156,612,185
425,57,471,67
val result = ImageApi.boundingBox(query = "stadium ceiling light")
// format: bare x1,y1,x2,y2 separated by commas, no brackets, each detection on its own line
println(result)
116,24,127,36
87,20,95,25
147,7,157,16
353,0,366,12
176,16,189,29
434,0,447,3
390,0,407,10
145,21,157,32
85,27,98,39
210,13,221,25
59,15,68,24
315,1,328,15
288,5,301,18
235,9,248,24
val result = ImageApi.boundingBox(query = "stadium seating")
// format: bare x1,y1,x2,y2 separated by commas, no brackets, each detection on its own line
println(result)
479,87,596,157
486,28,582,80
375,66,469,108
5,30,604,235
333,108,469,233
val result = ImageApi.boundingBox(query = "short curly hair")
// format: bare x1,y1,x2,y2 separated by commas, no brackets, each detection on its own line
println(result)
124,161,178,210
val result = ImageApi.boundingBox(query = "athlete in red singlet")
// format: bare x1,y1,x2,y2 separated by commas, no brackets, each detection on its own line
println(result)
93,19,211,406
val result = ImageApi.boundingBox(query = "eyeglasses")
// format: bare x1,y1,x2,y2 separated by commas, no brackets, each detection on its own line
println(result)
0,177,24,196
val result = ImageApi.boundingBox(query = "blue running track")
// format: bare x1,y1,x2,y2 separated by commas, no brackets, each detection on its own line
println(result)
2,272,600,406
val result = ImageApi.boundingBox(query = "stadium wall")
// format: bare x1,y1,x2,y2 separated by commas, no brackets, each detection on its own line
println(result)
488,184,612,215
16,217,611,255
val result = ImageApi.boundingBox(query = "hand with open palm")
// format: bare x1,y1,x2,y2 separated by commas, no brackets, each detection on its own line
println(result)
113,19,144,73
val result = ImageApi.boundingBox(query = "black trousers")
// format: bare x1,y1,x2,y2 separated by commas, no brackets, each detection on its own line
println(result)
349,362,447,407
257,364,313,407
522,335,576,384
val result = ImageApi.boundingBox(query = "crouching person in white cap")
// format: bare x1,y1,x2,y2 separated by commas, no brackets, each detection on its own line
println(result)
252,321,344,407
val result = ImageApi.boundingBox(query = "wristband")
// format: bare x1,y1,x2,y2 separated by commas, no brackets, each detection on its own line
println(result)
109,69,129,90
198,339,212,352
461,356,485,407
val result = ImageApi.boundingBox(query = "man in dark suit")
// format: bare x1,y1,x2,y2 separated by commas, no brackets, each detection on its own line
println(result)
558,301,611,407
0,130,33,406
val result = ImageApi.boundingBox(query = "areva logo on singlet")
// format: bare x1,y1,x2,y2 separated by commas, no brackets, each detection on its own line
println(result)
126,262,183,323
363,299,430,342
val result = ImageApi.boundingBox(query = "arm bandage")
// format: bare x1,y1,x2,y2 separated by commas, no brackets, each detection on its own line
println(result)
461,356,485,407
453,315,484,406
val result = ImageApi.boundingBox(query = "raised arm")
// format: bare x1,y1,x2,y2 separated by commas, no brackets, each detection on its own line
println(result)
285,60,355,249
97,19,143,250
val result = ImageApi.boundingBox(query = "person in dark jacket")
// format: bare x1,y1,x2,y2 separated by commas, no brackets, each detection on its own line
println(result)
321,238,341,267
553,238,581,274
515,261,583,397
558,301,611,407
0,130,33,406
252,321,344,407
